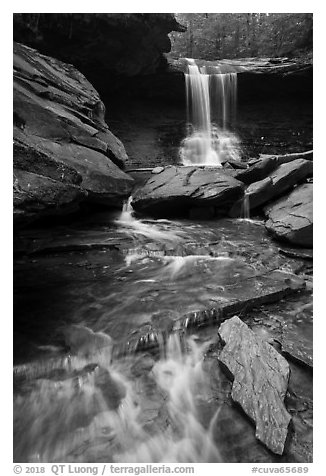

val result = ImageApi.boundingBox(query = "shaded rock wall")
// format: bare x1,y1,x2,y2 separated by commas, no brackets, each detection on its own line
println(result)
13,13,185,99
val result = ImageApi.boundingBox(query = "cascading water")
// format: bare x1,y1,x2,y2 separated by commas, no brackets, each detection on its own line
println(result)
14,332,222,463
180,59,241,166
115,197,186,244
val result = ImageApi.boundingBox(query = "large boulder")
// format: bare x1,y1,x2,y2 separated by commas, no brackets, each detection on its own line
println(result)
131,166,244,217
264,183,313,247
228,151,313,186
13,42,134,225
229,158,312,216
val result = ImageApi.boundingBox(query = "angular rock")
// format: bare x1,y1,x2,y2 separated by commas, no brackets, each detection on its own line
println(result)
131,165,244,217
233,157,278,185
264,184,313,247
218,316,291,455
13,42,134,224
230,159,312,216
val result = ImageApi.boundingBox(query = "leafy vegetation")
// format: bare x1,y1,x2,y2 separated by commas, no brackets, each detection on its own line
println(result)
170,13,313,59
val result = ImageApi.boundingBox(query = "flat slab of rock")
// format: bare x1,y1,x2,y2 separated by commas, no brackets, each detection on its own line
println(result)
218,316,291,455
264,184,313,247
260,150,313,163
280,323,313,368
131,165,244,217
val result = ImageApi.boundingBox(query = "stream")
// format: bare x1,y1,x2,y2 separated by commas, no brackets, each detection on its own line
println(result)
13,57,312,464
14,203,313,463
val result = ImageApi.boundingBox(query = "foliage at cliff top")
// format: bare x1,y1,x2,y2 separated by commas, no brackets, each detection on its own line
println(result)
169,13,312,60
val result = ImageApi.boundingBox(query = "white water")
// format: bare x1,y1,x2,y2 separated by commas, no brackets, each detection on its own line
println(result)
115,197,186,243
14,332,222,463
180,59,241,166
241,193,250,219
159,254,234,279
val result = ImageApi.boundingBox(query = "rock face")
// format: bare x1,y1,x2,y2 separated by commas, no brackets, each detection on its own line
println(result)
165,56,312,102
13,14,184,98
131,166,244,217
218,316,291,455
168,56,313,76
13,42,134,225
264,184,313,247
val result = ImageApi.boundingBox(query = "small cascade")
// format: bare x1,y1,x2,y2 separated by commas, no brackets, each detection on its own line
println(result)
241,192,251,219
14,332,222,463
180,59,241,166
115,198,186,243
119,195,134,222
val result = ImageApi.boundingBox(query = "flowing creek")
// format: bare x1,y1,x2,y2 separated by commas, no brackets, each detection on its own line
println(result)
14,205,312,463
13,57,312,463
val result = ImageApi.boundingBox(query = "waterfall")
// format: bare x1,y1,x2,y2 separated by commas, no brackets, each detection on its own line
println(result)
241,192,250,219
180,59,241,166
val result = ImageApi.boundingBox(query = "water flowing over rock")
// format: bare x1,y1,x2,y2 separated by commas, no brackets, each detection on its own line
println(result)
180,59,241,166
264,184,313,247
131,165,244,217
13,42,134,225
218,316,291,455
229,158,312,217
166,56,312,102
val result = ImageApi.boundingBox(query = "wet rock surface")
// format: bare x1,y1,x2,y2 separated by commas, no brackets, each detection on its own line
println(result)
14,216,311,358
246,159,312,209
229,156,312,220
168,56,313,76
218,316,291,454
14,42,134,225
131,165,244,217
264,184,313,247
14,213,313,462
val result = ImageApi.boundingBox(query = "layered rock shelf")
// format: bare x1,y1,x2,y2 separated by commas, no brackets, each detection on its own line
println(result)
13,42,134,225
264,184,313,247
